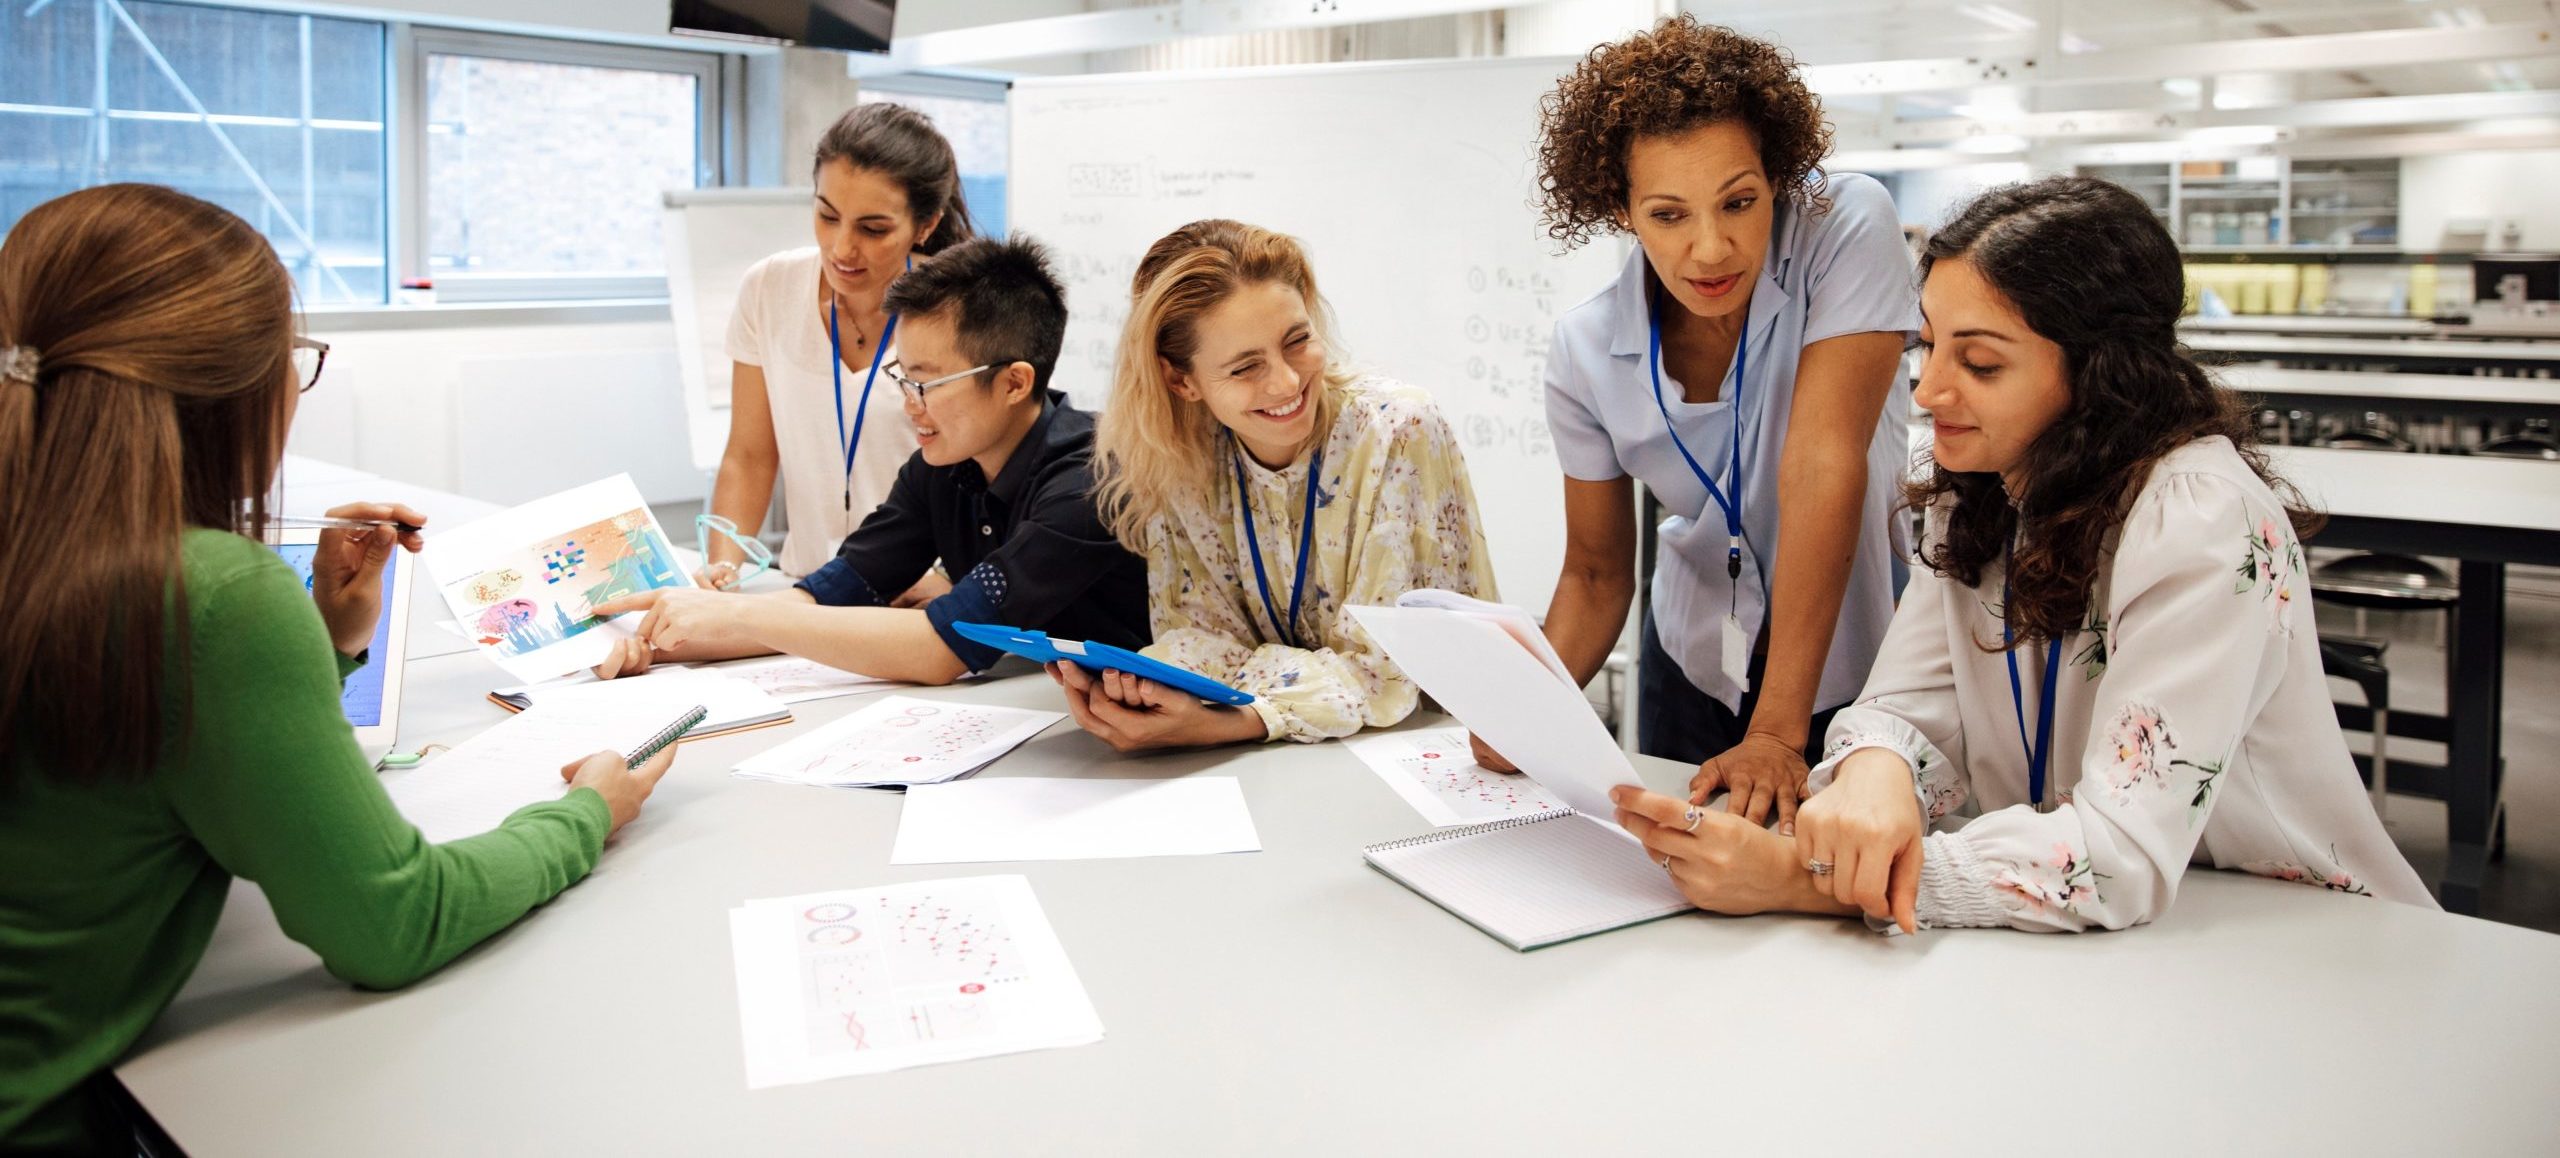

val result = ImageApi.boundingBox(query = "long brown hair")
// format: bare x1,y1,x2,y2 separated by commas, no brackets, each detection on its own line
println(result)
1091,219,1354,550
1910,176,2319,644
0,184,296,783
814,102,975,256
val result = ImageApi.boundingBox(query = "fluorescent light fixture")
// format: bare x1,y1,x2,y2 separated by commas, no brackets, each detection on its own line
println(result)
2186,124,2285,145
2161,77,2202,98
1956,3,2037,33
2059,32,2101,53
1951,133,2031,154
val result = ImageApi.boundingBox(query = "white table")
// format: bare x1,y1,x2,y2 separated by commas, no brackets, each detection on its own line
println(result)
2186,331,2560,365
2272,446,2560,915
115,646,2560,1154
2219,365,2560,422
2183,315,2441,338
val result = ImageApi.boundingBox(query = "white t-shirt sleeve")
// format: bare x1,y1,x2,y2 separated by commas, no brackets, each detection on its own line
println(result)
724,256,771,368
1799,175,1923,347
1541,317,1625,483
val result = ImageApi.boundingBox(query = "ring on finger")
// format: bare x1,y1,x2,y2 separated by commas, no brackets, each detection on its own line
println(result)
1657,854,1674,870
1804,858,1835,876
1682,807,1704,833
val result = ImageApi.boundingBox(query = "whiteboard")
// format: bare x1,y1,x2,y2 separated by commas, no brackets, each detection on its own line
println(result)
1009,57,1626,614
663,186,815,472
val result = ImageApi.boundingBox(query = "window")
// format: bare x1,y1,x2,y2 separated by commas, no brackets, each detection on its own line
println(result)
1,2,739,307
857,76,1010,240
413,31,725,299
1,0,389,304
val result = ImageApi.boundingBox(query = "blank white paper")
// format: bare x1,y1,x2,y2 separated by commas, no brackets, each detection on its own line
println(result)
890,777,1262,865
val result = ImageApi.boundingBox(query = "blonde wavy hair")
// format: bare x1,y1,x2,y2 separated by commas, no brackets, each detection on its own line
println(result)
1092,219,1356,550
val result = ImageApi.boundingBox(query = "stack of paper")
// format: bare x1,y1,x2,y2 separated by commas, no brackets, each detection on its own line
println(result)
706,654,900,703
382,695,703,842
729,875,1103,1088
491,666,790,735
731,695,1064,789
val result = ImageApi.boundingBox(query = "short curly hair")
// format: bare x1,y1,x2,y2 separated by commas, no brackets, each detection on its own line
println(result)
1536,15,1833,249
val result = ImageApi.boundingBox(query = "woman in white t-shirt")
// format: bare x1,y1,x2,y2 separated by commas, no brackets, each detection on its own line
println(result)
705,102,975,588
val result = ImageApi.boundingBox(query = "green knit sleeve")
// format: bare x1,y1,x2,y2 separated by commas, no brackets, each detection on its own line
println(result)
158,545,612,989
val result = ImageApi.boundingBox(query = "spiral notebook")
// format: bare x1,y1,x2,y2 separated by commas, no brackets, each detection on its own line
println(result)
1363,811,1694,951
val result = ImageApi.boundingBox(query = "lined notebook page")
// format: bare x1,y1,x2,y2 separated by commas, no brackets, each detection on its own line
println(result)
381,702,687,843
1365,812,1693,950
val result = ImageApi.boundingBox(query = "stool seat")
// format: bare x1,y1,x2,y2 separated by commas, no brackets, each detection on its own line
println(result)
2310,553,2458,610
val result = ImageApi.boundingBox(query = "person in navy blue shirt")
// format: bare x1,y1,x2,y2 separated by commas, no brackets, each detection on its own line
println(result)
591,236,1149,682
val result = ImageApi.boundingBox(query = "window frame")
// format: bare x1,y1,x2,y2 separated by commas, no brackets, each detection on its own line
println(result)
398,26,737,303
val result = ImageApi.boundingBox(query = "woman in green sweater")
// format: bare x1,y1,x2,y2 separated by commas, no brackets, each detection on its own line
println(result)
0,184,676,1154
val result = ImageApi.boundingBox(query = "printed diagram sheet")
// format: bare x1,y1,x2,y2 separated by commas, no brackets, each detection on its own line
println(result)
731,696,1063,788
729,875,1103,1088
419,474,688,683
1345,726,1565,827
710,655,900,703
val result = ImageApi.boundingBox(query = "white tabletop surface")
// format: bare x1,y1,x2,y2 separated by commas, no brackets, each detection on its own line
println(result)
2183,315,2439,337
115,641,2560,1155
2186,331,2560,362
2268,444,2560,534
2220,365,2560,408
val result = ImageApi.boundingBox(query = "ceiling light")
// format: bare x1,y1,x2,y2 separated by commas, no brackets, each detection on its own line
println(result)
1956,4,2038,33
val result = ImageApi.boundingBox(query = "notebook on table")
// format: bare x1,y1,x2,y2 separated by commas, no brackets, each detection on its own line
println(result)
1364,812,1693,950
488,666,791,740
1349,593,1695,950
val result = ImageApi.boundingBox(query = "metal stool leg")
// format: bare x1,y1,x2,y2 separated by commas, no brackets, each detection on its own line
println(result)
2369,704,2388,823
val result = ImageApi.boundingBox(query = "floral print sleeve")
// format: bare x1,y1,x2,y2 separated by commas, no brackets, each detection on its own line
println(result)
1810,507,1973,823
1913,473,2301,932
1140,379,1499,744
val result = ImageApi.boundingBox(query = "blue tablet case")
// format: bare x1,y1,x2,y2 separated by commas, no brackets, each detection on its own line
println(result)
951,622,1256,706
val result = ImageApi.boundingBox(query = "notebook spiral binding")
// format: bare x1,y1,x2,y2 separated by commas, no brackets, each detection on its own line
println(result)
625,704,709,768
1363,809,1569,854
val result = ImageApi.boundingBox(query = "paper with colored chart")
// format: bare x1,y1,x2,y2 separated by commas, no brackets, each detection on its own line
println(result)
419,474,689,683
730,695,1064,789
1345,726,1566,827
729,876,1103,1088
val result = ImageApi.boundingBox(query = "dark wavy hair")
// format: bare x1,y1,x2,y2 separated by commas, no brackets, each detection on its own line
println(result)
1910,176,2318,645
1535,14,1833,249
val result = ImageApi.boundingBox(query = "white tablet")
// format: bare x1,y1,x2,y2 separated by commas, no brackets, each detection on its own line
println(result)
266,527,414,765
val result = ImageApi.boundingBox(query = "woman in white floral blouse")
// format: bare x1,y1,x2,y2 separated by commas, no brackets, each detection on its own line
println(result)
1608,177,2432,932
1054,219,1499,750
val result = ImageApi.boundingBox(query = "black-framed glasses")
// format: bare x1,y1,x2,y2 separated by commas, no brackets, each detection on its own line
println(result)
887,360,998,405
292,336,330,394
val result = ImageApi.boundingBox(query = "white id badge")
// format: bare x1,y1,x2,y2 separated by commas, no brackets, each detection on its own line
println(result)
1720,612,1752,692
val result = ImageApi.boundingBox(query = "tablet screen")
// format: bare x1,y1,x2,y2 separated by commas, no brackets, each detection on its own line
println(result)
268,544,398,727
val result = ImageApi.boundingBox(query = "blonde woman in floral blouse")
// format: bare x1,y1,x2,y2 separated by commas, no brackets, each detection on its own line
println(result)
1607,178,2430,932
1056,219,1498,750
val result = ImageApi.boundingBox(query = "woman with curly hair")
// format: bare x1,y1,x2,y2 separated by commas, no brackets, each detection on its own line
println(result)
1607,177,2431,932
1489,16,1918,835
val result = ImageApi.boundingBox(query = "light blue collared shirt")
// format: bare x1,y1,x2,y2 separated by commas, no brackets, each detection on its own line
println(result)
1543,172,1921,714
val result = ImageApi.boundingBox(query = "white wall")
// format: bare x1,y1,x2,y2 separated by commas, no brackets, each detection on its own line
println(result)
291,311,706,509
2399,149,2560,252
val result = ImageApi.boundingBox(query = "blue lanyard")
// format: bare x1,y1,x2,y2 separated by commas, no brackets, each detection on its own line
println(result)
828,301,900,512
1645,298,1749,579
1233,441,1324,650
2001,559,2064,806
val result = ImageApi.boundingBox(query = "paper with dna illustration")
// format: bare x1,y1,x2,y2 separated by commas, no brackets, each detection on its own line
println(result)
1345,726,1565,827
728,875,1102,1088
730,695,1064,789
418,474,688,683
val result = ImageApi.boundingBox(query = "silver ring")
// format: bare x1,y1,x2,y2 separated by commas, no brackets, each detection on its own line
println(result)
1804,859,1834,876
1657,854,1674,870
1683,807,1704,833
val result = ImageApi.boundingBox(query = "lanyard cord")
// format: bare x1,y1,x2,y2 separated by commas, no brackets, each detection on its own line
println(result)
1645,294,1749,581
1233,439,1324,650
2002,538,2065,806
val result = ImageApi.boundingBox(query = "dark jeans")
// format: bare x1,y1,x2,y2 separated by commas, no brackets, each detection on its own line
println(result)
1635,609,1839,769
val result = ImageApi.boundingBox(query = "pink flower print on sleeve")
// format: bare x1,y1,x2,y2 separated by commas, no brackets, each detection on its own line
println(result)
1993,841,2108,917
2103,701,2180,803
2239,845,2373,896
2235,516,2306,633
